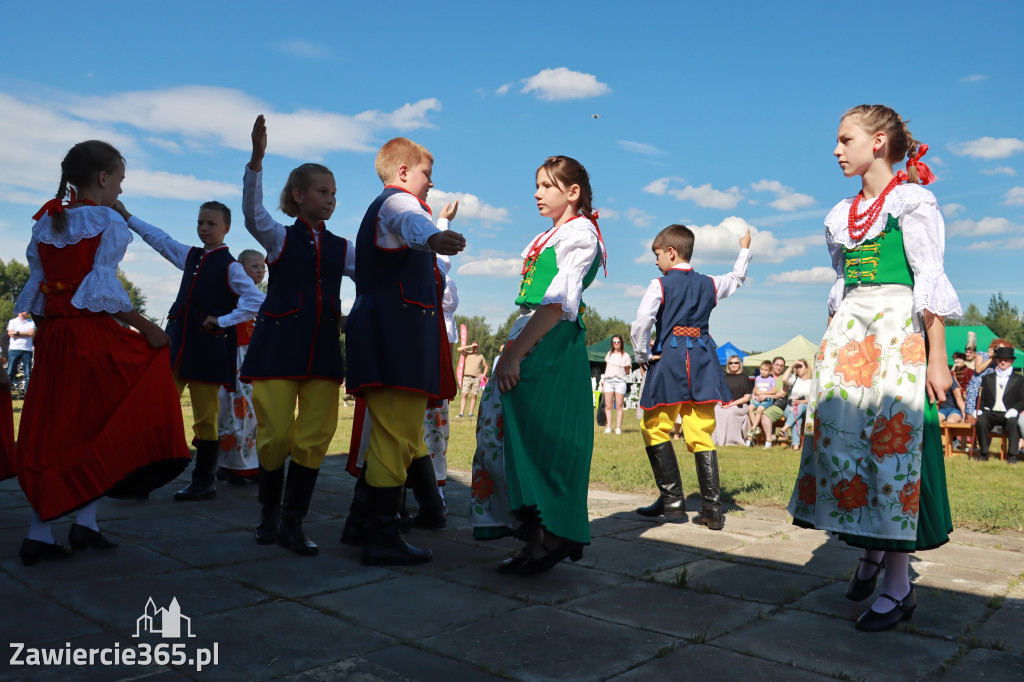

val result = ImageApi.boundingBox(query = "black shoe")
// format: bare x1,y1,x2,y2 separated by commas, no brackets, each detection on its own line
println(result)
278,462,320,556
406,456,447,530
68,524,118,551
846,556,884,601
216,467,249,486
361,485,432,566
174,439,219,501
635,442,687,520
516,541,584,576
1008,454,1019,465
340,469,371,546
255,466,284,545
855,587,917,632
20,538,74,566
975,452,990,462
496,552,530,574
693,450,724,530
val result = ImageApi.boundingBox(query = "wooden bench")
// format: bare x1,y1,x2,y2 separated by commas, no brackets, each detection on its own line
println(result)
940,422,973,458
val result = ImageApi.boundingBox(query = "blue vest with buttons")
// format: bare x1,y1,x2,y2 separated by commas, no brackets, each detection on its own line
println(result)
640,268,731,408
166,246,238,387
345,187,456,398
240,221,347,382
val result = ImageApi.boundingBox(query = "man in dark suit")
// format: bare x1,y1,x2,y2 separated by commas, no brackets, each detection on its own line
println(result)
974,346,1024,463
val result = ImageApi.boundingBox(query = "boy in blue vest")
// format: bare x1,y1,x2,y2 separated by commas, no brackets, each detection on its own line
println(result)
630,225,751,530
345,137,465,566
116,200,264,501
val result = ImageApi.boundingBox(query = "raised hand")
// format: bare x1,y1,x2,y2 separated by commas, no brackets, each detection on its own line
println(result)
250,115,267,172
440,200,459,221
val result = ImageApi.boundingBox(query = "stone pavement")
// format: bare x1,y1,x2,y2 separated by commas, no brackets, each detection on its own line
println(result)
0,456,1022,681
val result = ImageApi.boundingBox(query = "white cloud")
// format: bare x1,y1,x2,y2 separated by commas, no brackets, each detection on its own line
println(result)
959,74,990,83
941,203,965,217
632,216,813,265
981,166,1016,176
625,207,655,228
642,177,671,196
617,140,667,157
126,170,239,201
145,137,183,153
947,216,1018,237
668,183,743,209
610,283,650,298
750,179,815,212
274,40,332,59
456,257,521,277
968,237,1024,251
496,83,511,96
520,67,611,101
1004,187,1024,206
767,267,836,285
426,190,510,225
949,137,1024,160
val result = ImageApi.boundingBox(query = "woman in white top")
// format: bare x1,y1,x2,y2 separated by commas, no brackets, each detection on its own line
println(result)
603,335,631,434
783,359,812,450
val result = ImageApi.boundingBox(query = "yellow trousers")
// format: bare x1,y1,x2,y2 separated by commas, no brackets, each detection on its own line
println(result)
252,379,339,471
641,402,716,453
363,388,429,488
175,373,220,441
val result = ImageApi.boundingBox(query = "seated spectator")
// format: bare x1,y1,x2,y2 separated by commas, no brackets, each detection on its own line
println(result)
783,359,812,450
751,356,788,448
938,369,966,425
746,360,776,445
713,355,752,446
965,338,1011,421
975,346,1023,463
952,351,973,393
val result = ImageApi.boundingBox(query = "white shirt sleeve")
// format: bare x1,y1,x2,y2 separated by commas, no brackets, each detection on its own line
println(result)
901,189,963,319
377,192,446,251
243,166,288,261
71,220,134,313
709,248,751,302
343,238,356,278
631,278,663,363
826,229,847,316
217,261,267,328
539,224,600,321
126,216,190,270
15,238,44,315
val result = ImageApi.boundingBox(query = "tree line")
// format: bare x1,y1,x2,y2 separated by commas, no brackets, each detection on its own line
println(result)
947,293,1024,348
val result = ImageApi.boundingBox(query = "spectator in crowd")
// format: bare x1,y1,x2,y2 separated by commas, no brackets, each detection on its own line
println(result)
938,369,966,425
7,311,35,390
951,351,973,393
746,360,776,445
601,335,631,434
783,359,812,450
713,355,752,446
457,341,488,418
750,356,788,448
975,346,1023,463
965,338,1011,421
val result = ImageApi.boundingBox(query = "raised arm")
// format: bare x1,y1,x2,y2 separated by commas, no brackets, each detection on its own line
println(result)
242,115,287,259
710,230,752,302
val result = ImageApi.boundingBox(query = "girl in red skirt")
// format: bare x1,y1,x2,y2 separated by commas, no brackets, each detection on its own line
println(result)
11,141,190,566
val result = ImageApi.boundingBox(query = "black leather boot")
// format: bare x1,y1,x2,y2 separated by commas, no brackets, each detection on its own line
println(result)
406,455,447,530
693,450,724,530
362,485,433,566
278,461,319,556
340,468,371,546
255,465,284,545
173,439,219,501
635,441,687,520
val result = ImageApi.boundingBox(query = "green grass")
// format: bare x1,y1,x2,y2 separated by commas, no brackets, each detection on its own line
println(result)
15,397,1020,533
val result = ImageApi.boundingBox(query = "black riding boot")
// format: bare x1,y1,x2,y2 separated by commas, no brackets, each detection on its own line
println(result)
406,455,447,529
693,450,724,530
255,465,284,545
635,441,687,520
340,469,371,546
278,461,319,556
173,439,219,501
362,485,433,566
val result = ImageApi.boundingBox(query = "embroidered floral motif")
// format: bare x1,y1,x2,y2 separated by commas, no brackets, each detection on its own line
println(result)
798,474,816,505
832,475,869,512
472,468,495,501
899,333,926,366
835,335,882,388
899,479,921,516
869,412,913,460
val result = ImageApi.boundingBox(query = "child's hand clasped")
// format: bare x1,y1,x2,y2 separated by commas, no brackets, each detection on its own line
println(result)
440,200,459,221
427,230,466,256
201,315,221,333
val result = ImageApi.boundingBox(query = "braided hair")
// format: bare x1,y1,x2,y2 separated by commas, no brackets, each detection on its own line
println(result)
842,105,923,184
52,141,124,233
536,156,594,219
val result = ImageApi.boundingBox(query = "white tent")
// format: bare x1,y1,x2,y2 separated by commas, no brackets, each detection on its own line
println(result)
742,334,820,368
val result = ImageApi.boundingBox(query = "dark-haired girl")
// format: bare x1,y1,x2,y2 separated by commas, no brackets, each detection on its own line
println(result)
788,105,961,631
471,156,606,574
12,141,190,566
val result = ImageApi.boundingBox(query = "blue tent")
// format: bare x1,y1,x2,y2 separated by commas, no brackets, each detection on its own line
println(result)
716,342,746,365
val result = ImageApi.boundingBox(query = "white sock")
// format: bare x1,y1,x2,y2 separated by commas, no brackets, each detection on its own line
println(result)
74,500,101,532
871,551,911,613
437,485,445,501
856,549,885,579
27,509,56,544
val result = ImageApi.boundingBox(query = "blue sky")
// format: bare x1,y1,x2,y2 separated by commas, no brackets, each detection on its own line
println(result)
1,2,1022,351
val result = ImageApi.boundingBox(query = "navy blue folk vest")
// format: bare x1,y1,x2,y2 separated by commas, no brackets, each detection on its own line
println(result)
240,221,347,382
640,268,731,408
166,246,239,387
345,187,456,399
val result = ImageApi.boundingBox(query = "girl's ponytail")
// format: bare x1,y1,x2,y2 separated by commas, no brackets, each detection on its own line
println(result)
51,176,70,234
36,141,124,233
842,105,933,185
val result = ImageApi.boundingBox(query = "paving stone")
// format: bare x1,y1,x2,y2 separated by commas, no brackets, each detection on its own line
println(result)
949,529,1024,553
574,536,701,577
440,560,630,605
138,529,277,568
713,609,958,679
100,512,239,540
587,514,659,538
568,581,765,640
628,521,752,554
6,543,186,587
713,515,791,538
391,531,509,575
608,643,835,681
971,603,1024,653
282,645,505,681
426,606,676,681
0,630,172,682
310,575,523,640
940,647,1024,681
0,586,103,646
651,558,829,605
921,541,1024,574
913,559,1016,598
182,601,393,681
727,533,860,579
212,552,396,599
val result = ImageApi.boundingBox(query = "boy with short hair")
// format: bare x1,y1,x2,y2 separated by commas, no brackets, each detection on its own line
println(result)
345,137,465,566
631,224,751,530
116,200,264,501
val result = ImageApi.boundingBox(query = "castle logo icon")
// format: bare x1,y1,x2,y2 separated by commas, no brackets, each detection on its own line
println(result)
133,597,196,638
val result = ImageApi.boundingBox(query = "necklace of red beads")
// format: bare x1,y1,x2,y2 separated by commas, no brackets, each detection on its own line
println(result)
847,175,902,241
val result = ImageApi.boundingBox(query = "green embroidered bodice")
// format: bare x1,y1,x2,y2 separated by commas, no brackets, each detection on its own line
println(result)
515,245,602,311
843,214,914,287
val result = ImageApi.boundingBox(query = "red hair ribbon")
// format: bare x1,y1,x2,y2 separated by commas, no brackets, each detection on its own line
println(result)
590,210,608,277
895,144,935,185
32,189,78,221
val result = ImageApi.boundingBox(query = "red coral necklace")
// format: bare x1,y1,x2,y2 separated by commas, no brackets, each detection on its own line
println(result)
847,175,902,241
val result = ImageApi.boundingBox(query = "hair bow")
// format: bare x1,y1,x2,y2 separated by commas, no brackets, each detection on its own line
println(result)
895,144,936,185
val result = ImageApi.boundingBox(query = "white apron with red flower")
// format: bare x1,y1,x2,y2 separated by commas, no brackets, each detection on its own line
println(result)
788,283,926,541
218,341,259,472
